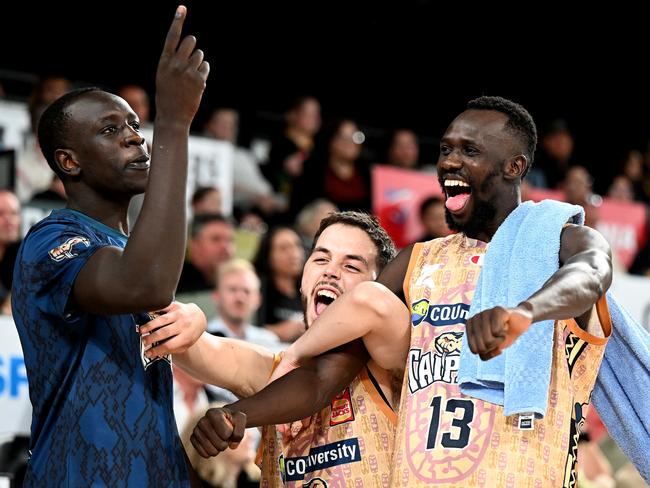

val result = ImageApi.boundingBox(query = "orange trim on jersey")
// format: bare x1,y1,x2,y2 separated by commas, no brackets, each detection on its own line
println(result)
255,353,284,466
268,352,283,380
358,367,397,425
255,428,265,466
403,242,423,307
566,296,612,345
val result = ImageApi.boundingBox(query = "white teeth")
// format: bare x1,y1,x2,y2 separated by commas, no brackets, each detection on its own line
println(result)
444,180,469,187
317,290,338,300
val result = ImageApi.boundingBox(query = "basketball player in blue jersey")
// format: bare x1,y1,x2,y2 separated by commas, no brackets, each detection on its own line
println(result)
11,6,209,486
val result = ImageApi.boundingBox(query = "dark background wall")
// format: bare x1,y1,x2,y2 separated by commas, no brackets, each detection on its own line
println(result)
2,0,648,192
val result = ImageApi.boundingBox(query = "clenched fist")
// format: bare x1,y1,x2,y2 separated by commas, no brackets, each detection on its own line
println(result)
466,305,533,361
191,407,247,458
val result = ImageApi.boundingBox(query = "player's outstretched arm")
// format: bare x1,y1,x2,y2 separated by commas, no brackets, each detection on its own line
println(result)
138,302,275,398
190,340,370,459
73,6,210,314
467,224,613,360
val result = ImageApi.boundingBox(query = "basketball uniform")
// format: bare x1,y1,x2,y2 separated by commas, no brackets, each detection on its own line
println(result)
391,234,611,487
260,366,396,488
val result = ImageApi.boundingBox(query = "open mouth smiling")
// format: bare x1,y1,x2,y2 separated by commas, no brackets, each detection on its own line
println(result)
313,286,341,317
443,178,472,213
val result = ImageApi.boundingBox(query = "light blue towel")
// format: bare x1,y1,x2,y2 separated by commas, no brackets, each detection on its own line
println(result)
457,199,584,418
593,292,650,483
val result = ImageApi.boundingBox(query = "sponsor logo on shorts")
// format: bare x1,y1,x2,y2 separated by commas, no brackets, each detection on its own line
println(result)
330,387,354,426
282,438,361,482
48,236,90,262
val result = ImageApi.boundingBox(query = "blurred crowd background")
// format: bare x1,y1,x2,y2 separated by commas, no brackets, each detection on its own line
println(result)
1,2,650,486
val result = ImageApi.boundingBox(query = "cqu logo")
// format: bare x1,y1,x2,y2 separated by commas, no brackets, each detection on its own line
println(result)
49,236,90,262
411,301,471,327
411,299,430,326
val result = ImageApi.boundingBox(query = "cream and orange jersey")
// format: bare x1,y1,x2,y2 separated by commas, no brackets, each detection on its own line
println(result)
260,366,396,488
391,233,611,488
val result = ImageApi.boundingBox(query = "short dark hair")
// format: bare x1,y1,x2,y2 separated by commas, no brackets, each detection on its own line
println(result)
312,211,396,272
191,186,219,206
287,95,318,113
37,87,102,179
466,96,537,177
419,196,444,219
190,213,232,239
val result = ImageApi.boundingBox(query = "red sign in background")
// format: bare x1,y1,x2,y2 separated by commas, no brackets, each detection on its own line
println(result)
372,166,648,269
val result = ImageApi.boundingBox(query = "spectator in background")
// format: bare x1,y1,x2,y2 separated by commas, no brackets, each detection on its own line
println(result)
204,107,238,142
265,96,321,202
0,190,21,312
606,175,635,202
253,226,305,342
294,198,338,255
205,259,285,402
236,205,269,235
181,402,260,488
417,195,449,242
532,118,576,189
385,128,420,169
192,186,222,216
619,149,648,202
558,166,630,273
117,84,151,126
561,165,601,228
173,364,210,439
16,76,72,202
290,118,371,217
28,75,71,107
207,259,284,349
177,214,236,294
204,107,284,216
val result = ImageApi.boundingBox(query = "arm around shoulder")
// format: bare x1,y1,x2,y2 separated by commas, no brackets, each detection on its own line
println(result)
229,340,369,426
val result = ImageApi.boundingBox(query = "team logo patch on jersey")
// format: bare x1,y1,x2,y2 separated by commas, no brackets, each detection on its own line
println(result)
411,298,429,326
48,236,90,262
330,387,355,426
408,331,464,393
303,477,328,487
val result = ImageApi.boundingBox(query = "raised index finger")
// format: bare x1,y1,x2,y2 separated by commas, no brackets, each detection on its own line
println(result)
162,5,187,56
